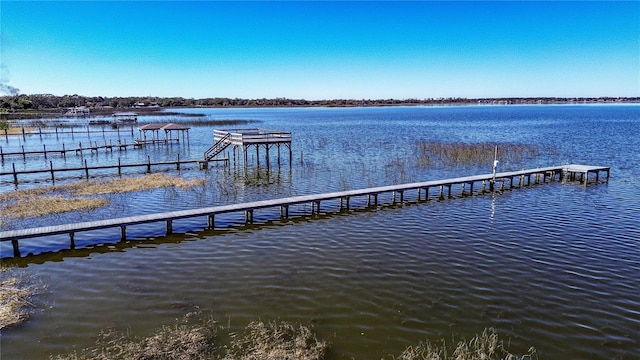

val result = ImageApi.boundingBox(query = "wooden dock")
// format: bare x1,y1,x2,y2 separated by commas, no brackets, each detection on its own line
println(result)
3,125,135,140
0,164,609,258
204,129,292,168
0,139,144,161
0,155,229,184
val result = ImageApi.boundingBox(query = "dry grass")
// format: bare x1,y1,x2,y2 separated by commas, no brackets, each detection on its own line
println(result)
52,313,220,360
0,174,205,219
2,127,37,135
225,321,327,360
51,317,326,360
395,328,536,360
0,268,44,329
0,196,109,219
0,174,205,202
0,186,53,202
67,173,205,195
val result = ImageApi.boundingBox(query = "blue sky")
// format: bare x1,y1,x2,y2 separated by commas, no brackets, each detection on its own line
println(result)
1,1,639,99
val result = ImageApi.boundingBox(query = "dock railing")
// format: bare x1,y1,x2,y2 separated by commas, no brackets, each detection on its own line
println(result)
213,129,292,146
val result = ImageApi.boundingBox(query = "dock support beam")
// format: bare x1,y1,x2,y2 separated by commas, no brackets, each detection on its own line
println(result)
166,220,173,235
208,214,215,228
280,205,289,218
366,194,377,207
120,226,126,241
70,232,75,249
12,239,20,258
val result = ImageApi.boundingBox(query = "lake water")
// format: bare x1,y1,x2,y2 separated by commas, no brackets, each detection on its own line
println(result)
1,105,639,359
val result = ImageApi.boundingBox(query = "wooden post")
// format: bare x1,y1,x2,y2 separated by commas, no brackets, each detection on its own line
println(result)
12,239,20,258
12,162,17,184
447,184,452,198
84,159,89,179
177,153,180,170
118,157,122,176
265,144,270,169
277,144,281,166
22,145,25,160
0,146,3,162
280,205,289,218
62,143,66,159
254,144,259,166
166,220,173,235
147,155,151,172
69,232,75,249
469,182,474,195
208,214,215,228
399,190,404,203
43,144,47,159
120,226,127,241
50,161,55,182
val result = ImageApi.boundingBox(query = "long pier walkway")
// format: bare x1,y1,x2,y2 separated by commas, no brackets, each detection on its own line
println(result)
0,164,610,258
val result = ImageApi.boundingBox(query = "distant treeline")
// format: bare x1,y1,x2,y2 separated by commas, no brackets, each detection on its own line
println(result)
1,94,638,111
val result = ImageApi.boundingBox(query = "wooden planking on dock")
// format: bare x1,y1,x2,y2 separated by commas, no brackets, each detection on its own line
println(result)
0,164,610,258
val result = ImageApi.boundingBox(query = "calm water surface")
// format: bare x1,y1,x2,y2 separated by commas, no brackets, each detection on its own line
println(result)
1,105,639,359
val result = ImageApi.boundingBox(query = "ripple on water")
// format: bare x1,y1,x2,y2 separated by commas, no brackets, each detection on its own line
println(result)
2,182,639,359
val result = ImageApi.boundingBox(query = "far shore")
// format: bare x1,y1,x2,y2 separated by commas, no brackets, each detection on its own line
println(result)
1,95,638,121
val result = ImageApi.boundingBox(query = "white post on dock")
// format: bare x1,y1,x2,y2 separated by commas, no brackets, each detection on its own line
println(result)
490,145,499,191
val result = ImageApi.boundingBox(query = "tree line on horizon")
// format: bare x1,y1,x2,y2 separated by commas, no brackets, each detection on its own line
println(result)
1,93,637,111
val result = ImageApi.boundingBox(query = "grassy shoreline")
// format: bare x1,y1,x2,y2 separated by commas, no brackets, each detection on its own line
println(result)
0,174,205,222
47,312,535,360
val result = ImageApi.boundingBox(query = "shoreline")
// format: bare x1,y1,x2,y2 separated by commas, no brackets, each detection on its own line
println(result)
2,95,639,121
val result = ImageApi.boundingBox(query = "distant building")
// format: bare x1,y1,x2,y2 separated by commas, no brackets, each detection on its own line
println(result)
64,106,90,117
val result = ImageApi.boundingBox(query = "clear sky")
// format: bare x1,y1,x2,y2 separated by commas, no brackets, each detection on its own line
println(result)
1,1,639,99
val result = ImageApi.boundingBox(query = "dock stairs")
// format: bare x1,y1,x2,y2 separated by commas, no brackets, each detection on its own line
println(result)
203,133,231,162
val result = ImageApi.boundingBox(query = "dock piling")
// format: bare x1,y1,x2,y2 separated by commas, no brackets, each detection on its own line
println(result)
12,239,20,257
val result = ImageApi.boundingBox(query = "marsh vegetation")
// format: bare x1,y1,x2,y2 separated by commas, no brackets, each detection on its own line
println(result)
414,141,541,168
0,268,44,329
48,311,534,360
0,174,205,223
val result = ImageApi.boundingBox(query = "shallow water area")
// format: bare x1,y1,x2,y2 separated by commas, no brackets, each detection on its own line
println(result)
1,105,639,359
